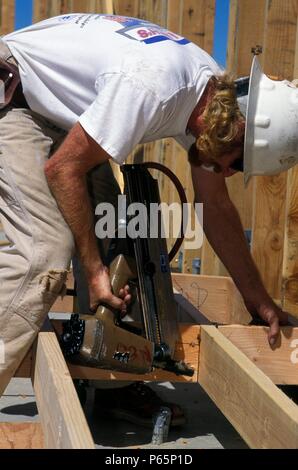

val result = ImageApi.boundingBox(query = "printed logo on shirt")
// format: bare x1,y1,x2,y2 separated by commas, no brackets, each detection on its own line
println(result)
57,13,190,44
60,15,72,21
59,14,78,22
102,15,190,45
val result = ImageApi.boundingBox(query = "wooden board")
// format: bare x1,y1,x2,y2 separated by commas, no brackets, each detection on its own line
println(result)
282,164,298,317
0,0,15,35
33,332,95,449
219,325,298,385
200,0,266,276
181,0,215,52
227,0,267,76
282,2,298,317
179,0,215,274
295,11,298,78
226,0,266,231
167,0,182,33
252,174,288,300
113,0,139,17
172,273,251,324
33,0,114,20
199,325,298,449
0,423,44,449
34,0,61,21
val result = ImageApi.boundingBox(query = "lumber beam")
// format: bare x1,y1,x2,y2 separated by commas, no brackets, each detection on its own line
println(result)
172,273,252,324
199,326,298,449
282,166,298,318
0,423,44,449
33,332,95,449
0,0,15,35
282,0,298,318
113,0,139,17
219,325,298,385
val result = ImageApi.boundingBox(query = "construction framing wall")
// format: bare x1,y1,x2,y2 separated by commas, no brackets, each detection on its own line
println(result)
7,275,298,449
1,0,298,314
0,1,298,448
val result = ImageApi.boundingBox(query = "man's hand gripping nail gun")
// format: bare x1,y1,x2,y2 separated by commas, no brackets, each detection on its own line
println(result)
61,254,194,376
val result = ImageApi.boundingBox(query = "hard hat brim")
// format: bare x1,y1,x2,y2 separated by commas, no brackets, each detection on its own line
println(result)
243,56,263,186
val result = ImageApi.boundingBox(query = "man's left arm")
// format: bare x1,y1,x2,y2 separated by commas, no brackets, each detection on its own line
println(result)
191,164,288,345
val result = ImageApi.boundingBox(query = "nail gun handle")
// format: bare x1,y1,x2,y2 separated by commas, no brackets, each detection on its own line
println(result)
95,254,137,319
109,254,137,295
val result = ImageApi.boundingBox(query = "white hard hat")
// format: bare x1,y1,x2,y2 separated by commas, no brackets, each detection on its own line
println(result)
243,56,298,185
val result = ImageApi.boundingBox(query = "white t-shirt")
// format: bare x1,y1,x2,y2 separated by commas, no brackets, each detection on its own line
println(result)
3,14,222,164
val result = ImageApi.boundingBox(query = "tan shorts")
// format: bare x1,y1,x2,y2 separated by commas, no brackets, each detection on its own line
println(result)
0,107,121,397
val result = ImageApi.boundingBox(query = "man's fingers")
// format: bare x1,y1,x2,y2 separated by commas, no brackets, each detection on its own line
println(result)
267,315,280,347
123,293,131,304
119,286,131,306
119,285,130,296
106,294,125,310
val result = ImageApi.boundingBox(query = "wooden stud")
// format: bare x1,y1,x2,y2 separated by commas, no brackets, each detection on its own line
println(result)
167,0,182,34
295,10,298,78
252,174,288,299
219,325,298,385
282,4,298,317
263,0,298,81
0,0,15,35
33,332,95,449
102,0,114,14
181,0,215,52
200,238,222,276
69,0,91,13
227,0,267,76
206,0,267,278
172,273,252,324
282,167,298,317
199,325,298,449
113,0,140,17
178,0,215,274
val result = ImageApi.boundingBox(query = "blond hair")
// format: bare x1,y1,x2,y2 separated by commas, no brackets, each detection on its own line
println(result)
194,74,244,163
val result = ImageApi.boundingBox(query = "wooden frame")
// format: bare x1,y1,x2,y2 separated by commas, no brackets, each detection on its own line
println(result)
0,0,297,450
199,326,298,449
4,273,298,449
33,332,94,449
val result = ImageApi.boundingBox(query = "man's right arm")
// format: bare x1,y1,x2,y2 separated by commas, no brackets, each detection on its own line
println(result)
191,164,288,345
45,122,130,313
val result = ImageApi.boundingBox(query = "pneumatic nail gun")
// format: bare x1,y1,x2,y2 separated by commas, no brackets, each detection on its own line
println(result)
60,163,194,377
